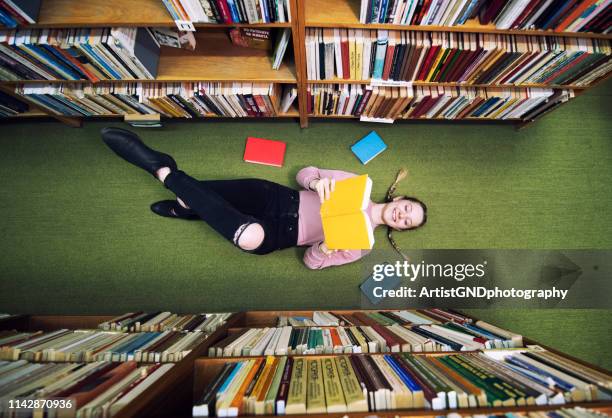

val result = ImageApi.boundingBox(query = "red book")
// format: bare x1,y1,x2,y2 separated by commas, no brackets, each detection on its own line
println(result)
417,45,440,80
556,0,597,31
382,43,396,80
243,137,286,167
215,0,233,23
341,30,350,80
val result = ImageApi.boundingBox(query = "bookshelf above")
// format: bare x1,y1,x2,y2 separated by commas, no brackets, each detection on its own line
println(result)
304,0,612,40
23,0,291,28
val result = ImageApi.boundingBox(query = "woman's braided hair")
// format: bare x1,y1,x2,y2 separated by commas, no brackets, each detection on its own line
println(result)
385,168,428,260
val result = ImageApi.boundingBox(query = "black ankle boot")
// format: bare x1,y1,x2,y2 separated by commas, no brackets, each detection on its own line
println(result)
150,200,200,220
101,127,177,177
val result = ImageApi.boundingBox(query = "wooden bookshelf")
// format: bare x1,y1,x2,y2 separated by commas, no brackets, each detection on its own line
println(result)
191,309,612,418
194,356,611,418
304,0,612,40
2,311,610,418
0,0,611,129
0,313,241,418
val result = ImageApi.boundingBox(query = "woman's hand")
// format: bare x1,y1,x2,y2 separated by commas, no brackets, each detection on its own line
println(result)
319,242,350,257
319,242,337,257
309,177,336,203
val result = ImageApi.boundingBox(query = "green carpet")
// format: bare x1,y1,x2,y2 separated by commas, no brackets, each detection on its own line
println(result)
0,80,611,369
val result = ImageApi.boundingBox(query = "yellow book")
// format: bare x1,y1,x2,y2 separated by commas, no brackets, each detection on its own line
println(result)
306,358,326,413
334,356,368,412
321,357,347,413
320,175,374,250
355,29,363,82
286,358,307,414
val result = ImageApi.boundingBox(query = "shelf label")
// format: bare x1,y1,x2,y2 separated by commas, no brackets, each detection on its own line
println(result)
175,20,195,32
369,79,413,88
359,116,395,124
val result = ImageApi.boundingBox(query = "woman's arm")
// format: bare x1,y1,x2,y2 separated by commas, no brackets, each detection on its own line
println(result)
303,242,370,269
296,166,358,190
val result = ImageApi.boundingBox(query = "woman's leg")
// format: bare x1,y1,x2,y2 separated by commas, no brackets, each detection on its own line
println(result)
160,169,277,254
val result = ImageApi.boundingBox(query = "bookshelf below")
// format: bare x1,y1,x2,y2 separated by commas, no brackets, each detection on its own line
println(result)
304,0,612,40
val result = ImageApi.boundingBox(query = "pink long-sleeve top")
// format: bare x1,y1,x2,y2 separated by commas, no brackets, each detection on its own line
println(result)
296,166,378,269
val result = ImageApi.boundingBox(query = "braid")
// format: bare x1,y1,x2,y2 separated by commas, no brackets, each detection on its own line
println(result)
386,167,408,201
386,168,410,261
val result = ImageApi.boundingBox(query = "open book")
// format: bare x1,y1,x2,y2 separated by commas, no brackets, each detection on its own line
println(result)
320,175,374,250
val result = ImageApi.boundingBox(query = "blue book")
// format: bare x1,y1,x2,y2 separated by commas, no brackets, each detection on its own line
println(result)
372,31,388,79
351,131,387,165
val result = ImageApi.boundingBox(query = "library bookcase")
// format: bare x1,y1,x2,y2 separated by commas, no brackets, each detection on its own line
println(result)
2,310,611,418
0,0,611,128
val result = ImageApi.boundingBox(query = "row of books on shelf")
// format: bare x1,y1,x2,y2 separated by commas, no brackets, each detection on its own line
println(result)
278,309,489,327
0,329,212,363
194,350,611,417
306,29,612,86
12,82,298,118
99,312,232,333
359,0,611,33
0,90,27,116
208,323,521,358
307,84,572,121
0,0,40,28
162,0,292,24
0,360,173,418
0,28,161,82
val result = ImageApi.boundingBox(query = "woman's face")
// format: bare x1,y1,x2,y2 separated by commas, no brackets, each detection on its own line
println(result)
382,198,424,230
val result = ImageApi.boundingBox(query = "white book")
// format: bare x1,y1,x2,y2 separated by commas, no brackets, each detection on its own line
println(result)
285,0,291,22
402,0,419,24
277,0,286,22
432,0,451,25
359,0,368,22
274,326,292,355
280,86,297,113
333,28,343,79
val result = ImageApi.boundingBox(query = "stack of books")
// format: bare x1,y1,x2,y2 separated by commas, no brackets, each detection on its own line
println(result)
305,29,612,87
0,90,28,116
0,360,174,417
98,312,232,333
307,84,573,121
358,0,611,33
0,329,212,362
13,82,290,117
0,28,160,81
162,0,292,24
194,350,611,416
0,0,41,28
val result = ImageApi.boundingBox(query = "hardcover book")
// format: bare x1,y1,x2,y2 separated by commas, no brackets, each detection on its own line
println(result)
351,131,387,164
320,174,374,250
243,137,287,167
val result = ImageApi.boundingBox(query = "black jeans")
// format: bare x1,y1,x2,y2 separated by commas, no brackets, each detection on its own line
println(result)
164,171,300,255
